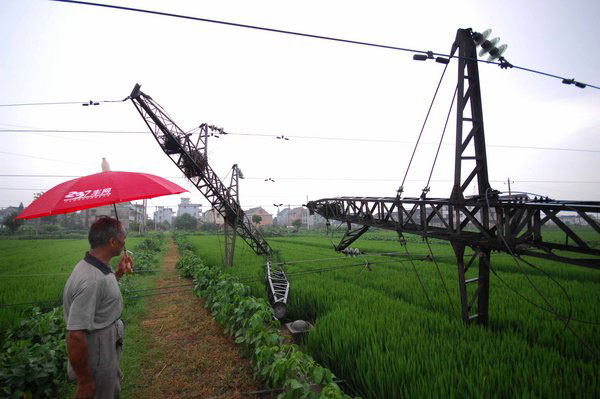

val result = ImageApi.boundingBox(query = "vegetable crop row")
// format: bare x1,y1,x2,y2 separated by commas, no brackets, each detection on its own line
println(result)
173,233,355,399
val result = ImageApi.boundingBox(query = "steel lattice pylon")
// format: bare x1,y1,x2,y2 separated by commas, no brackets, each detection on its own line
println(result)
306,28,600,326
129,85,272,256
130,85,290,317
224,164,241,267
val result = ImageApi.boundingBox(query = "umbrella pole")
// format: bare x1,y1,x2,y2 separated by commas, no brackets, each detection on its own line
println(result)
113,203,128,253
113,202,119,222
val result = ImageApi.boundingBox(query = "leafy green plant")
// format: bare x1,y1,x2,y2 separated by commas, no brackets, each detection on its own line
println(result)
129,234,165,272
173,235,354,399
0,307,67,399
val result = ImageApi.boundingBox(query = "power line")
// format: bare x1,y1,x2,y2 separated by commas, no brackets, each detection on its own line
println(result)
48,0,599,90
238,259,402,283
0,150,89,166
3,174,600,184
0,269,165,278
205,177,600,184
0,98,127,108
0,188,45,191
2,128,599,153
0,124,100,143
0,285,194,308
0,129,146,134
1,177,599,193
0,101,87,107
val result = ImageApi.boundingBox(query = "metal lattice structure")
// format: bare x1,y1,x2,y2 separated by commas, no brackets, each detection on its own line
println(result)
224,164,241,267
129,84,272,255
307,28,600,326
129,84,291,317
266,261,290,319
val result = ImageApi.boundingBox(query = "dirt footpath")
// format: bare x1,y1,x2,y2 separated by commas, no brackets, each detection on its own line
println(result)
131,236,262,398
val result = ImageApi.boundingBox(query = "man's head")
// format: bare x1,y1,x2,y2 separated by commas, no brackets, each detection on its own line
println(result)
88,216,126,256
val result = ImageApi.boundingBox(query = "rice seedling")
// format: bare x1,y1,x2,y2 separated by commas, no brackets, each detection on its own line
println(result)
187,230,600,399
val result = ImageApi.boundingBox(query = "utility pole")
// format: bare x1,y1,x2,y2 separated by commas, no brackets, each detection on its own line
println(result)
224,164,241,267
274,203,283,226
503,177,515,196
306,195,310,230
140,199,147,234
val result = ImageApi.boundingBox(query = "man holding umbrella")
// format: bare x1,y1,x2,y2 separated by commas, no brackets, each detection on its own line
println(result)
63,216,132,399
16,167,188,398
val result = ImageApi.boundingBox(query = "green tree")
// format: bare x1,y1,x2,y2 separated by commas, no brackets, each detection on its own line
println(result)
175,213,197,230
129,221,140,232
291,218,302,231
2,211,24,233
158,220,171,231
252,214,262,226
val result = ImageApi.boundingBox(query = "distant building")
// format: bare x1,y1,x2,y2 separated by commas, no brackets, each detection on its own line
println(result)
153,206,174,225
303,209,329,228
245,207,273,226
277,207,304,227
86,202,136,229
177,198,202,219
201,208,225,226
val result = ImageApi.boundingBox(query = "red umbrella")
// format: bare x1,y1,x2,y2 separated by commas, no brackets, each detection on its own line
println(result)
17,171,188,220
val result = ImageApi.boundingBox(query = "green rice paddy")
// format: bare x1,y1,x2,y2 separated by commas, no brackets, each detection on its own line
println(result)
0,237,145,332
1,230,598,398
186,229,600,399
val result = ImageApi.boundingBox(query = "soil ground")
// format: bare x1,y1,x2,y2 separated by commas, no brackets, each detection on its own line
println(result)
125,236,263,398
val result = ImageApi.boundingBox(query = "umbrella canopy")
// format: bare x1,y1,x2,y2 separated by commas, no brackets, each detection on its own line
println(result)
17,171,188,220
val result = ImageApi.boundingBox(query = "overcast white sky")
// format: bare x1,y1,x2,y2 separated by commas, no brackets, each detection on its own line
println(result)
1,0,599,217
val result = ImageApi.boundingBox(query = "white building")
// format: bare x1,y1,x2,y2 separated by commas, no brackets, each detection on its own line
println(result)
154,206,174,225
177,198,202,218
201,208,225,226
86,202,137,229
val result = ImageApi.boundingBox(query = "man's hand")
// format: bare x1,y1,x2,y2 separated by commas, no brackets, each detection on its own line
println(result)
75,380,96,399
116,252,133,278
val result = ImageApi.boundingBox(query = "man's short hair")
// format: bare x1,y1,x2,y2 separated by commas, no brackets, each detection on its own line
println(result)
89,216,123,248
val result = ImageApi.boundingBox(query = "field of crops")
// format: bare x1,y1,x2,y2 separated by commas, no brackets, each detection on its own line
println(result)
0,236,146,332
186,230,600,399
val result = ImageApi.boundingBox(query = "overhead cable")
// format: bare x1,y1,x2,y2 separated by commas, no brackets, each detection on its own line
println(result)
48,0,599,90
0,150,89,166
4,175,600,185
0,285,193,308
0,97,128,108
2,129,599,153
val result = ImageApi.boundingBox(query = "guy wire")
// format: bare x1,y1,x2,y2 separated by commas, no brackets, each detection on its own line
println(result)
398,61,450,195
425,237,456,315
424,84,458,190
398,232,435,311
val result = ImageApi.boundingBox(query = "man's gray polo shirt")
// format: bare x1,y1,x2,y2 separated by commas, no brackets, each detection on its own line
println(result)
63,252,123,331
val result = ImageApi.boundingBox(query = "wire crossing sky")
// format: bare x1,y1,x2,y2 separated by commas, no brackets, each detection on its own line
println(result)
48,0,600,90
1,0,599,215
